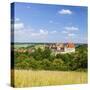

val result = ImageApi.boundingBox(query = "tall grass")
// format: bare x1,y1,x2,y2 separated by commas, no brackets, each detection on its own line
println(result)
12,70,88,87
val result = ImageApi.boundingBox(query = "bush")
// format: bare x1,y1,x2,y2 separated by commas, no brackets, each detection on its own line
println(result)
14,44,88,71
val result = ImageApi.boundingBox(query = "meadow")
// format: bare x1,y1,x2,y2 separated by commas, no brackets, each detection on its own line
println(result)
11,44,88,87
13,70,88,87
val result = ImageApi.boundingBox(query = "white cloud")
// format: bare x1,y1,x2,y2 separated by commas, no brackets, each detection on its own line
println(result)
40,29,45,33
65,26,79,31
13,19,49,42
50,30,57,34
62,31,68,34
14,22,24,30
31,33,40,36
62,26,79,38
31,29,48,37
11,17,25,30
68,33,75,37
15,18,20,22
62,26,78,35
40,29,48,35
58,9,72,15
11,17,20,23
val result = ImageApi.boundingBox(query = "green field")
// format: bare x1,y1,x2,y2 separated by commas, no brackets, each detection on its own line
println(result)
14,44,30,49
12,70,88,87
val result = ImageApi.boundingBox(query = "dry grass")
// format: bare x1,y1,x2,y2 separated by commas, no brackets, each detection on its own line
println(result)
12,70,88,87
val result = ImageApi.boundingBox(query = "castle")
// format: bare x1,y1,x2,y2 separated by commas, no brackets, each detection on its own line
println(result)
13,43,75,54
46,43,75,54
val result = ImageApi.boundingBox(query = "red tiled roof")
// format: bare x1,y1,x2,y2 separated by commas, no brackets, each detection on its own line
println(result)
66,43,75,48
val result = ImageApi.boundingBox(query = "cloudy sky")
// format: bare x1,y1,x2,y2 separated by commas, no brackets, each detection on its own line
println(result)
11,2,88,43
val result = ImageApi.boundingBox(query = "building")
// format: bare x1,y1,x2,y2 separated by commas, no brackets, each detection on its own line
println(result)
14,43,75,54
64,43,75,53
47,43,75,54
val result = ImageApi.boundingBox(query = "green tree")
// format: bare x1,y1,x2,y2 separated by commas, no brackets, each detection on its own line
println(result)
52,59,64,70
31,48,43,60
42,47,51,59
41,59,51,70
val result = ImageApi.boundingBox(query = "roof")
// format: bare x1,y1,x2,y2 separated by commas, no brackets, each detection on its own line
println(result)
66,43,75,48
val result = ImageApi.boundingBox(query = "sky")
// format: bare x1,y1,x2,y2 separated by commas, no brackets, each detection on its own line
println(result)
11,2,88,43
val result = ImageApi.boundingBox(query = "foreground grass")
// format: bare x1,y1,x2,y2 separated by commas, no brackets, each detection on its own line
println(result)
12,70,88,87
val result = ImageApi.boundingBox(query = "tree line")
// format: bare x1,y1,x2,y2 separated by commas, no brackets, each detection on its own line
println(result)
12,44,88,71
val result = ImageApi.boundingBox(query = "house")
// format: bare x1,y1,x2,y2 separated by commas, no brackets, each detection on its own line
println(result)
64,43,75,53
16,48,27,53
47,43,75,54
27,48,35,53
14,42,75,54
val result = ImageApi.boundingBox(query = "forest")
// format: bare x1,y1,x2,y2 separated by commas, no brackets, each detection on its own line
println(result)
11,44,88,71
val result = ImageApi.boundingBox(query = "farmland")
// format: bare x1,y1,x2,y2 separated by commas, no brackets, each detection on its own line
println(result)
13,70,88,87
11,43,88,87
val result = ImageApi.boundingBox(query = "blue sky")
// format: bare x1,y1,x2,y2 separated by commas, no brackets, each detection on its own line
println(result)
11,2,88,43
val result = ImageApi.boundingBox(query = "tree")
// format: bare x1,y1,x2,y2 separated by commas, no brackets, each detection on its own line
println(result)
31,48,43,60
42,47,51,59
52,59,64,70
41,59,51,70
14,44,88,71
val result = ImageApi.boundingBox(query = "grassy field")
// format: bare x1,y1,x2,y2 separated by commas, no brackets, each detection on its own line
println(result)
12,70,88,87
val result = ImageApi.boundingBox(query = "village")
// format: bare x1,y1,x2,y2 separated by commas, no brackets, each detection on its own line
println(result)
14,42,75,55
